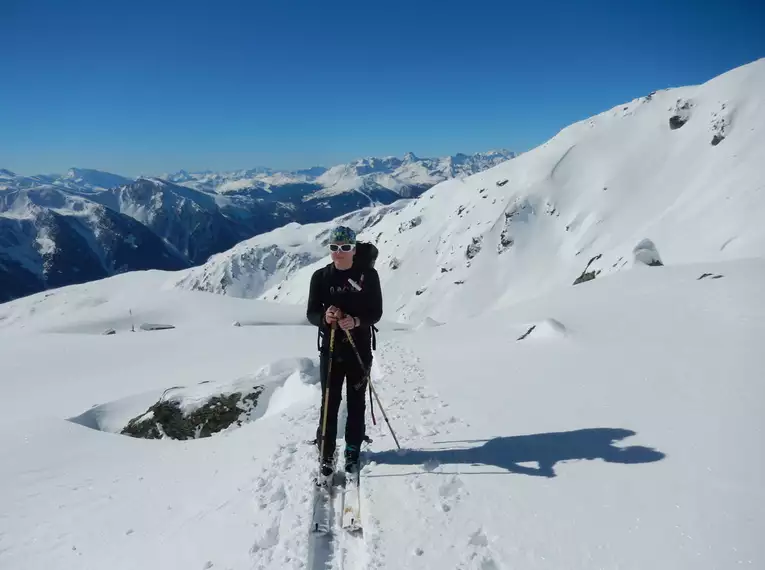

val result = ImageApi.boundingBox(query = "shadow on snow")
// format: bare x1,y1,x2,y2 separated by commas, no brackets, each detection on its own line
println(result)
368,428,665,478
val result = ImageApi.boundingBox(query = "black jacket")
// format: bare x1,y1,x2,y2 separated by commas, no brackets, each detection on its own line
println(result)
306,262,383,362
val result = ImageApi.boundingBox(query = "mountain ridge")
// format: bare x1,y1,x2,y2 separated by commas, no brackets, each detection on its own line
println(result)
1,150,513,302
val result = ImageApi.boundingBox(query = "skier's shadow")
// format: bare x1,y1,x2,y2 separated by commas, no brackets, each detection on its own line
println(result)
368,428,665,478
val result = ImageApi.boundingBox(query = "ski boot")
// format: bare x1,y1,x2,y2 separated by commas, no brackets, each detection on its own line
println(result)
344,444,360,474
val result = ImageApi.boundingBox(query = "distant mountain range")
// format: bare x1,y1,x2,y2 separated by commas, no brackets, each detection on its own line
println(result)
0,150,515,302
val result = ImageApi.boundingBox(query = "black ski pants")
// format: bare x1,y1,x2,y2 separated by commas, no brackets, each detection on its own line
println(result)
317,351,368,463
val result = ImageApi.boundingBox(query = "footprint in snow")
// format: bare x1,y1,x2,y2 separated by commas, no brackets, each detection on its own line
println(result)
269,484,286,506
250,521,280,554
457,528,504,570
438,474,465,512
439,475,464,498
469,529,488,547
254,476,267,491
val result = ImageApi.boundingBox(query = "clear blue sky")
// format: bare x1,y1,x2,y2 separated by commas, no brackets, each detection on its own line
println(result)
2,0,763,177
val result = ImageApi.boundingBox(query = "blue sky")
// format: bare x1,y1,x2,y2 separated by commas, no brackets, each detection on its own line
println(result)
2,0,763,177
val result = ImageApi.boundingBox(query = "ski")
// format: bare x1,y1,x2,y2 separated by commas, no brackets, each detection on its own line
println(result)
310,475,334,535
340,468,363,533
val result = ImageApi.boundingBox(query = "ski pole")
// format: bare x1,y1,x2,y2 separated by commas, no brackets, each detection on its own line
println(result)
343,329,401,450
319,324,336,467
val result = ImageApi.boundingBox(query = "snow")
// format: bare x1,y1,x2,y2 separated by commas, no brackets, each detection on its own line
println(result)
1,58,764,570
0,254,763,569
34,228,56,256
172,202,409,298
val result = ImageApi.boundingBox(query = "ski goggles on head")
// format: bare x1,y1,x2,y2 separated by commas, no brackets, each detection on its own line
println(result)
329,243,355,252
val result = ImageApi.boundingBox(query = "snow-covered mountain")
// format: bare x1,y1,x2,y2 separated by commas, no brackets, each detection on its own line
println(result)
175,58,765,325
0,186,189,302
0,168,133,193
311,150,515,198
57,168,135,192
171,202,407,298
163,150,514,198
1,151,513,302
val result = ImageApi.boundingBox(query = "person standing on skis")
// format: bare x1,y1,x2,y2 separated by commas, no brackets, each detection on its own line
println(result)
306,225,383,477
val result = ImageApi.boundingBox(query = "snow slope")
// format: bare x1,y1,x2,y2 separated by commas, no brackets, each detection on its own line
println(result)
254,58,765,324
171,202,407,298
0,254,763,570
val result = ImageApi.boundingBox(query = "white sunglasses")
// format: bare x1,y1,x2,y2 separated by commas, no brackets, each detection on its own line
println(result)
329,243,355,252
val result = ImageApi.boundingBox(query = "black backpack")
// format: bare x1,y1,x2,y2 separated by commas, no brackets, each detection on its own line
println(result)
353,241,378,270
354,241,379,349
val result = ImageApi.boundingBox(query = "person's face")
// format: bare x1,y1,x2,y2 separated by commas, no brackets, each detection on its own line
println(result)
329,241,355,263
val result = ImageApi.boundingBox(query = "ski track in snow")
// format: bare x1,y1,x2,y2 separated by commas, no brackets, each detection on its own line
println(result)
245,407,373,569
248,434,329,570
364,339,507,570
242,337,505,569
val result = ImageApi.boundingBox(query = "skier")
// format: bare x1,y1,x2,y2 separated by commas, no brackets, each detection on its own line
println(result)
306,225,383,479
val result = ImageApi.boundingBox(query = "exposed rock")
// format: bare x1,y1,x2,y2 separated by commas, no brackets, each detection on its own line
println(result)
517,325,536,340
139,323,176,331
573,254,603,285
668,98,694,131
122,386,264,440
517,319,567,341
399,216,422,233
466,236,483,260
573,271,599,285
710,105,731,146
498,231,514,253
669,115,688,130
497,200,534,254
